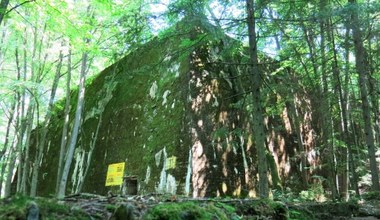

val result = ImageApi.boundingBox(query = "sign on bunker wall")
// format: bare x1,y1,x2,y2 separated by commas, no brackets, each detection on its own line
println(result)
105,162,125,186
166,156,177,170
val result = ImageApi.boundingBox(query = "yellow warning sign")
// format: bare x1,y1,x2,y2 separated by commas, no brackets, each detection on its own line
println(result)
165,156,177,170
105,162,125,186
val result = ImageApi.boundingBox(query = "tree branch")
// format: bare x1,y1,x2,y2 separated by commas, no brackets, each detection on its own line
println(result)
5,0,35,15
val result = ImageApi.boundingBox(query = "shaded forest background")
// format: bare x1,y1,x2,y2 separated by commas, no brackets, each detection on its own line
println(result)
0,0,379,201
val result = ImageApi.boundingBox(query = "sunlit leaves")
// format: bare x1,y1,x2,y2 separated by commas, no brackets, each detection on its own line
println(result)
0,0,156,141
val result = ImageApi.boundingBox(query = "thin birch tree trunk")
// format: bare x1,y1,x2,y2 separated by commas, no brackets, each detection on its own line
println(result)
19,103,34,194
29,48,63,197
4,90,22,197
3,141,17,197
56,47,72,195
0,94,16,195
57,51,88,199
0,95,16,164
15,47,26,194
14,47,35,194
4,47,29,197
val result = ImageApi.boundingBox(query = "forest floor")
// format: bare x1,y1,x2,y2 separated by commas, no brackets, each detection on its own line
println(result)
1,193,380,219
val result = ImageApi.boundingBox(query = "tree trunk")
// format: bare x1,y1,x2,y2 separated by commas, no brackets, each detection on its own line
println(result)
0,0,9,26
13,47,34,195
366,6,380,147
369,78,379,147
343,25,360,196
348,0,380,191
0,94,16,163
328,19,360,199
29,48,63,197
3,141,17,197
56,47,72,195
57,51,88,199
19,103,34,194
246,0,269,198
15,47,26,194
4,49,28,197
0,94,16,195
4,94,22,197
319,2,339,199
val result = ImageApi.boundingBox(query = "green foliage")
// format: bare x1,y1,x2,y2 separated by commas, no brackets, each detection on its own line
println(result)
215,202,236,214
212,127,229,140
0,195,29,219
273,189,297,202
299,182,325,202
288,209,314,220
179,38,196,49
362,191,380,201
273,181,326,203
167,0,209,21
0,0,378,202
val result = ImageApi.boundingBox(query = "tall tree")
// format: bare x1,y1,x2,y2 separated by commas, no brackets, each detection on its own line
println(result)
0,0,153,198
56,47,72,195
246,0,269,198
30,47,63,196
57,49,88,199
348,0,379,191
318,0,339,199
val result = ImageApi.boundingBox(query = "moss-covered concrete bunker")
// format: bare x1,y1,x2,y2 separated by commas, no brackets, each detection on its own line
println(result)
35,17,308,198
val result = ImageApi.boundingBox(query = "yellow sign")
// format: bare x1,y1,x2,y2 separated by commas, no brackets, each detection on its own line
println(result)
166,156,177,170
105,162,125,186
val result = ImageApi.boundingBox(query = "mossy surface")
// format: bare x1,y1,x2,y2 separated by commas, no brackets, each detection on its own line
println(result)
35,16,250,197
232,199,288,220
288,208,314,220
143,201,230,220
0,195,88,220
37,19,195,196
33,16,307,198
1,195,371,220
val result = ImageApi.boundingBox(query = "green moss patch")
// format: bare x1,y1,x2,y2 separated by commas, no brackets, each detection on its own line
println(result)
143,201,231,220
288,208,314,220
0,195,88,220
232,199,288,219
